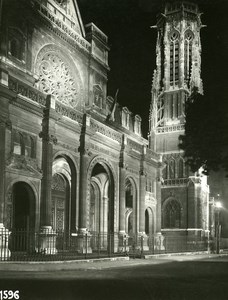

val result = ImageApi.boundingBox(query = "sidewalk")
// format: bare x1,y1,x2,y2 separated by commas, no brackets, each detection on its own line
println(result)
1,252,228,272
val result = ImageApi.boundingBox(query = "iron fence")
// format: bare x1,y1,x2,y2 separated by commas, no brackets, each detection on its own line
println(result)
0,229,213,261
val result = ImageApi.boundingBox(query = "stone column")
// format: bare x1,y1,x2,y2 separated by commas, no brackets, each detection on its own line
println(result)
38,95,58,254
118,135,128,251
0,117,11,260
78,152,89,233
138,171,148,250
139,173,146,234
119,165,126,233
103,196,109,249
0,75,12,260
77,114,92,253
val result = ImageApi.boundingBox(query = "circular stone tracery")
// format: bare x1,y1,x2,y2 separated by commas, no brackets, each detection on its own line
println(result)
38,52,82,109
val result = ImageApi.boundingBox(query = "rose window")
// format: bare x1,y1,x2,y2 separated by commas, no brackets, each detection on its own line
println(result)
38,53,81,109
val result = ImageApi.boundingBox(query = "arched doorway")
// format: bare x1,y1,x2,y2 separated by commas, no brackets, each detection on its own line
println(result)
52,156,77,250
51,173,70,232
145,208,154,236
125,178,136,237
11,182,36,251
89,180,101,250
52,156,77,233
89,162,114,251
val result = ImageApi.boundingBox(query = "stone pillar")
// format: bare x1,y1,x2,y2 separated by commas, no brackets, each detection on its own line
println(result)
78,152,89,233
77,114,92,253
38,95,58,254
118,135,128,251
0,116,11,260
119,165,127,252
139,171,146,234
138,171,148,250
0,79,12,260
103,196,109,249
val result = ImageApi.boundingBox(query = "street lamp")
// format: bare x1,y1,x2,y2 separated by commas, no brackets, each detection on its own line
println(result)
215,199,222,254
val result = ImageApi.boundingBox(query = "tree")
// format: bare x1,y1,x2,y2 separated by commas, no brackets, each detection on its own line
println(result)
179,88,228,177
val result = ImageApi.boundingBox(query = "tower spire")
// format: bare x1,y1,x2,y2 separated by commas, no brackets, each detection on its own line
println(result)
149,1,203,152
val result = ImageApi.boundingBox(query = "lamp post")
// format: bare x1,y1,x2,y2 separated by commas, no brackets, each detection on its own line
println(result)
215,199,222,254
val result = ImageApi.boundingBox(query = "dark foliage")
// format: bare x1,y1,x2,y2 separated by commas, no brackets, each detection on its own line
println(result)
179,88,228,176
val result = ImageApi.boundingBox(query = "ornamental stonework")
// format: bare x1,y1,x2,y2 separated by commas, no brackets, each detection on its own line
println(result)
35,45,84,110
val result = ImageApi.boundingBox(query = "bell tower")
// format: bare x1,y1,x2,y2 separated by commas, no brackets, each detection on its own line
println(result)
149,1,203,151
149,2,209,239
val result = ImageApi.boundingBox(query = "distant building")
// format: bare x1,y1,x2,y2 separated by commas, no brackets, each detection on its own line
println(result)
149,1,210,239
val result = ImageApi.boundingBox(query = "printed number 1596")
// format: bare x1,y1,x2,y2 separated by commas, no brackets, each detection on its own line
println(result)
0,291,19,300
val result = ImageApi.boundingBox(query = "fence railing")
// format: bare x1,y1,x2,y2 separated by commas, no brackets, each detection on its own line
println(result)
0,229,212,261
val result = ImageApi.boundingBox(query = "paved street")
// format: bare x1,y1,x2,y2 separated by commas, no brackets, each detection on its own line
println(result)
1,255,228,300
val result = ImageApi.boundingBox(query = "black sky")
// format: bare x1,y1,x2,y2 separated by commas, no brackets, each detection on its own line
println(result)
77,0,228,137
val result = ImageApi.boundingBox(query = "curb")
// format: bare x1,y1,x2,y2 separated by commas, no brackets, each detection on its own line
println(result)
0,256,130,271
143,251,228,259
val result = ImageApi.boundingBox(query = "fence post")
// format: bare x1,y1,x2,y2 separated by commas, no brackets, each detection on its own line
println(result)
98,232,100,257
141,235,144,258
124,234,127,255
85,233,87,259
108,233,111,258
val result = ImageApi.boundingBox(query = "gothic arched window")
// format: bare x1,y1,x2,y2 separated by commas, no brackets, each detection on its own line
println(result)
169,30,180,86
163,162,168,180
134,115,141,135
184,30,194,83
163,199,181,228
122,107,130,129
125,182,133,208
145,209,149,235
178,158,184,178
157,95,164,126
169,159,176,179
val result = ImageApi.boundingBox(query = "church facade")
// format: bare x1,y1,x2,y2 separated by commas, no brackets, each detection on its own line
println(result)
0,0,210,259
0,0,164,257
149,2,210,240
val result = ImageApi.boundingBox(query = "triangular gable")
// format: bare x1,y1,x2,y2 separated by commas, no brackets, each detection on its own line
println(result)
67,0,85,37
48,0,85,37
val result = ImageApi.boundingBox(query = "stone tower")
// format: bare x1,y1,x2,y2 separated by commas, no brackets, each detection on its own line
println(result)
149,1,209,239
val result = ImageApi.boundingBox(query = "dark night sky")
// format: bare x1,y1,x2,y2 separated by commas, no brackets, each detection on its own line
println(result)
77,0,228,137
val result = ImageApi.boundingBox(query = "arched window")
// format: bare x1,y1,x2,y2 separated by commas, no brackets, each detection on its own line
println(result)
125,182,133,208
8,28,26,62
163,199,181,228
169,30,180,86
122,107,130,129
184,30,194,83
13,131,24,155
93,84,103,108
169,159,176,179
157,95,164,126
134,115,141,135
163,162,168,180
178,158,184,178
145,209,149,235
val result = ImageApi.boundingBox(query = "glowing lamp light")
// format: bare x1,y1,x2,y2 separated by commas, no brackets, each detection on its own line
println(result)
215,201,222,209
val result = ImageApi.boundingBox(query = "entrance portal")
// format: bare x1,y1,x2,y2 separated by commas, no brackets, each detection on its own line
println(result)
11,182,35,251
